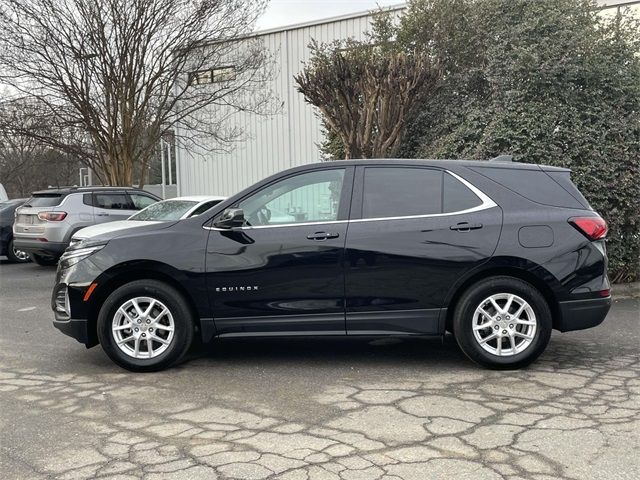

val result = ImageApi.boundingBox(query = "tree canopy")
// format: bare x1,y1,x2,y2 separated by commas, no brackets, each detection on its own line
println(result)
312,0,640,282
0,0,273,187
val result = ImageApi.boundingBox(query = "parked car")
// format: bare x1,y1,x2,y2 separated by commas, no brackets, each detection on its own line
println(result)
0,183,8,202
0,198,30,263
51,158,610,372
71,196,226,244
14,186,160,266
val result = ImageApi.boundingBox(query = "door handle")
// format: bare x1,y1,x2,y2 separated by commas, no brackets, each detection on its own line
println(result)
96,213,110,217
307,232,339,241
450,222,483,232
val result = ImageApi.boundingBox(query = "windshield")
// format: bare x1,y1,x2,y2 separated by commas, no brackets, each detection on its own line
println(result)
129,200,198,221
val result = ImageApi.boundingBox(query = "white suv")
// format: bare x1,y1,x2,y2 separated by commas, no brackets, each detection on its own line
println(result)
13,187,160,265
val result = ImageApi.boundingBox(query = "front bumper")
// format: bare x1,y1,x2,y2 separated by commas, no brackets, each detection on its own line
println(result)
556,296,611,332
14,237,67,258
53,317,95,346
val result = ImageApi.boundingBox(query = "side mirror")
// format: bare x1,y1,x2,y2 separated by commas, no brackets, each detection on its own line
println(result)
214,208,245,229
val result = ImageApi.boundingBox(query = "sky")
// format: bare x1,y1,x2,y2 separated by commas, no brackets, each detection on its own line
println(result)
256,0,404,31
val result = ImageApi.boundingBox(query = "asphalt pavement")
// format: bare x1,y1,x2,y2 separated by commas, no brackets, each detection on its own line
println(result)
0,259,638,480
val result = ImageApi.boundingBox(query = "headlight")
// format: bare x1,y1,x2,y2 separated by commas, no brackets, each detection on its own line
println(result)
60,241,107,268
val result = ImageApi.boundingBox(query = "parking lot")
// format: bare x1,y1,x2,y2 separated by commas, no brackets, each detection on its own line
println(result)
0,260,638,480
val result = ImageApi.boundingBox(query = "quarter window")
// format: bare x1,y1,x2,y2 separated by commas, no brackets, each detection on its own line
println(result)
238,169,345,226
129,193,157,210
94,193,132,210
362,167,443,218
443,174,482,213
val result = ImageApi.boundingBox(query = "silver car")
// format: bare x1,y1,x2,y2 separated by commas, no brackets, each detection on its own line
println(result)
13,187,160,265
71,195,226,244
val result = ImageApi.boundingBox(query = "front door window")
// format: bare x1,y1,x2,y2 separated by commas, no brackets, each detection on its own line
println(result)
238,169,345,226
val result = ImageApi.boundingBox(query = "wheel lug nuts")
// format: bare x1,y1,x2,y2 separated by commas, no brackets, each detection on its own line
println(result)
146,319,151,324
506,315,510,320
502,330,507,334
134,328,139,332
137,320,141,324
149,328,153,332
494,325,499,330
509,324,514,329
142,333,146,337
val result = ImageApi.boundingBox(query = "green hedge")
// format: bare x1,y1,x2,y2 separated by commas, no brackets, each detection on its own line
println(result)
323,0,640,282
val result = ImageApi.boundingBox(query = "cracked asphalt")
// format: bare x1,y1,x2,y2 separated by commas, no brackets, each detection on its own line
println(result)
0,259,638,480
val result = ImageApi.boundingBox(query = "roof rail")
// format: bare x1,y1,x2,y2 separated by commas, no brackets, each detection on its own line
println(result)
490,155,513,163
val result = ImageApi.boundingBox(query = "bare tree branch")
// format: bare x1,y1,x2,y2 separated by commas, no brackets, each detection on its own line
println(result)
0,0,275,186
294,40,442,159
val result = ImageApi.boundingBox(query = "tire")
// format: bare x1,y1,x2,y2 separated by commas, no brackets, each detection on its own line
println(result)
6,240,31,263
453,276,552,369
29,253,58,266
97,280,194,372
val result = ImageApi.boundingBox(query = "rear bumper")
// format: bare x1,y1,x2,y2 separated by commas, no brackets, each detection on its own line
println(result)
13,237,67,258
556,296,611,332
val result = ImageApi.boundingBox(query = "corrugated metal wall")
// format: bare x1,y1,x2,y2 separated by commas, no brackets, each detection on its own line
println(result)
176,11,380,196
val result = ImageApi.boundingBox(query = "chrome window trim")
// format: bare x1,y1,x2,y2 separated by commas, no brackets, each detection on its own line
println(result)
204,170,497,231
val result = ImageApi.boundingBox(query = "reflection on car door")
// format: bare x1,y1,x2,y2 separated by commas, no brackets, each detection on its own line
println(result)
344,166,502,335
205,167,354,336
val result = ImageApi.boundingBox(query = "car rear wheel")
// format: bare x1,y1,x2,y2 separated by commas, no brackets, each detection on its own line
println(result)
453,276,552,369
29,253,58,266
97,280,195,372
6,240,31,263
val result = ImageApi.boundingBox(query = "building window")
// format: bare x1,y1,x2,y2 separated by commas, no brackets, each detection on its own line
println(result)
190,66,236,85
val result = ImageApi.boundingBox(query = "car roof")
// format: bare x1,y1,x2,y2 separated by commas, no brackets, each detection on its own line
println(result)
31,186,151,195
299,158,570,173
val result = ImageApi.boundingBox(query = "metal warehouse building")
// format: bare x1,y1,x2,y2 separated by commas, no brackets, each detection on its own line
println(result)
175,0,640,197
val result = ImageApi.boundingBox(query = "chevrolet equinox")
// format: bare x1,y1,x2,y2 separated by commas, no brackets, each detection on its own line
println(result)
52,159,611,371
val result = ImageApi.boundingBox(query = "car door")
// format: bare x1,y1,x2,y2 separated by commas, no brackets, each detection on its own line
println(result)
344,165,502,335
92,192,135,223
205,166,354,336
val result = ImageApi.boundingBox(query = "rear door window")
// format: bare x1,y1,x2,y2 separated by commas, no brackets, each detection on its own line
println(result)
93,193,133,210
361,167,443,218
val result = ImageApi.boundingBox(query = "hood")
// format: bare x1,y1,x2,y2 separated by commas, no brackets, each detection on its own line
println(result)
72,220,167,242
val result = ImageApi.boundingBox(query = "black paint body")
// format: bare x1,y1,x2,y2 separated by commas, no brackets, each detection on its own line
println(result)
0,199,26,256
51,160,611,347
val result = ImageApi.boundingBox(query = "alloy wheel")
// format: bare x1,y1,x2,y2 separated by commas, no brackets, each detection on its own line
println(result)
111,296,175,359
12,246,30,262
472,293,537,356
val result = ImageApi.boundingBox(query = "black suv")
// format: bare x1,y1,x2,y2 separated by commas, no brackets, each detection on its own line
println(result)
52,159,611,371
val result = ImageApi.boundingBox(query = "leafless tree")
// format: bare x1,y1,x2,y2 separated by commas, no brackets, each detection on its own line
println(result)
295,41,441,159
0,0,274,187
0,98,82,196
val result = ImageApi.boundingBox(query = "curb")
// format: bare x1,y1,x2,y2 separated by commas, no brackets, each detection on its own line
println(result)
612,282,640,299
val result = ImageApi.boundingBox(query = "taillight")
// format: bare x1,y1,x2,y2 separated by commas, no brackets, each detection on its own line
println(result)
569,216,607,240
38,211,67,222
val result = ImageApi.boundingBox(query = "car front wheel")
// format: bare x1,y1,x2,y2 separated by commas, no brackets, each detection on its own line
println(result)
453,276,552,369
97,280,194,372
